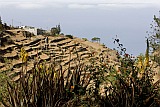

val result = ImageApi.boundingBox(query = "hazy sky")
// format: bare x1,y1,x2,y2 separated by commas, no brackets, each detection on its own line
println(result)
0,0,160,56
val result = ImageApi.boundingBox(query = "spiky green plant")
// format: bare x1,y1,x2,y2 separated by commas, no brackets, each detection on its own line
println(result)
1,47,93,107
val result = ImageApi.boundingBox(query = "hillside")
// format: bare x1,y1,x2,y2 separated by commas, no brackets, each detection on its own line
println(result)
0,29,119,82
1,29,160,107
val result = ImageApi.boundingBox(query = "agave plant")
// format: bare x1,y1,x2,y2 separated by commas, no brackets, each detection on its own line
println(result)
1,47,93,107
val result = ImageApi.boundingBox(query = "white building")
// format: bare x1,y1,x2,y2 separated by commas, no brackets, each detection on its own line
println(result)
20,26,38,35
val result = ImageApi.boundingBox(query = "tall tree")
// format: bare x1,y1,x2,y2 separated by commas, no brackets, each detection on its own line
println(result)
148,13,160,65
148,15,160,51
51,24,61,36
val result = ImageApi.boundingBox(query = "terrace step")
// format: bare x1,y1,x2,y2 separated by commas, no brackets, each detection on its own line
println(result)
3,51,18,59
0,62,5,69
11,63,34,82
40,53,50,61
23,38,41,46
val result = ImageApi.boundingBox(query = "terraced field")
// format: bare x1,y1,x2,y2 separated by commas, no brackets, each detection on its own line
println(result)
0,29,119,82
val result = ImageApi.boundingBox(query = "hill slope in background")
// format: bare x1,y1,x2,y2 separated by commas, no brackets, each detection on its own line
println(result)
0,29,119,82
0,29,160,107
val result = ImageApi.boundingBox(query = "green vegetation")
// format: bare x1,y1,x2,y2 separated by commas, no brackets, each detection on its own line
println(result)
112,38,160,106
0,72,9,103
149,15,160,51
0,17,3,32
66,35,73,39
148,15,160,65
0,17,10,32
51,24,61,36
82,38,88,41
91,37,100,43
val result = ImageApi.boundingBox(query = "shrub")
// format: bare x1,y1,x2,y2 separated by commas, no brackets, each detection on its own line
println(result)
66,35,73,39
99,37,160,107
148,14,160,65
82,38,88,41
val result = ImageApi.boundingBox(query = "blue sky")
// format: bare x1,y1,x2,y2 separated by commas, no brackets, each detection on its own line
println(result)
0,0,160,56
